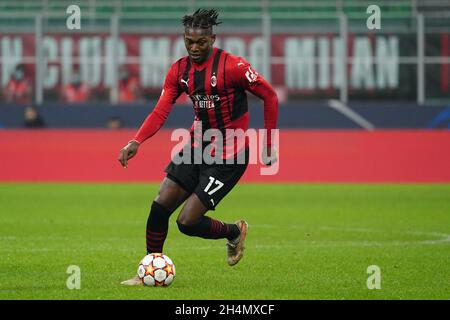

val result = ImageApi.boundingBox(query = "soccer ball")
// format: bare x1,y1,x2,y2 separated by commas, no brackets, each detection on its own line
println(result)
137,253,176,287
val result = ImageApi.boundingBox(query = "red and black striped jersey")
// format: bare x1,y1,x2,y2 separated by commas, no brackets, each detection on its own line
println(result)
133,47,278,154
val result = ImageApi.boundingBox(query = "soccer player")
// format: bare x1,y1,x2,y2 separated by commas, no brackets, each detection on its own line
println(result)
118,9,278,285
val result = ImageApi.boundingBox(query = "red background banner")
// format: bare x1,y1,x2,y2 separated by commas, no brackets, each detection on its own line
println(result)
1,130,449,183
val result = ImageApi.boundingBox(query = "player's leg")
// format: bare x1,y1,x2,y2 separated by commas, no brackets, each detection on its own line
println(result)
176,148,250,265
145,177,191,254
176,193,241,241
145,152,199,255
122,175,193,286
176,193,248,266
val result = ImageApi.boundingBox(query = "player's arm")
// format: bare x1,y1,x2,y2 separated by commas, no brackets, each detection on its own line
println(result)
230,59,279,165
118,63,182,168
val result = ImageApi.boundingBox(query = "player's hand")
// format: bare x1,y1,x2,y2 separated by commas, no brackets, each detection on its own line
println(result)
118,140,140,168
261,146,278,166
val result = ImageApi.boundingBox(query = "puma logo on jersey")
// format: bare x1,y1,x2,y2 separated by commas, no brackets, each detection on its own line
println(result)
181,78,189,86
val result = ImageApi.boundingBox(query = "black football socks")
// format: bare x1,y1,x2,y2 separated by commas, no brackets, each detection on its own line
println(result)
146,201,171,254
177,216,240,241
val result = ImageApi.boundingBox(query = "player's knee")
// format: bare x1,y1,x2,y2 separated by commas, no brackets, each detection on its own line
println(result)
176,219,197,236
155,178,189,212
150,201,171,220
154,195,175,213
155,189,183,213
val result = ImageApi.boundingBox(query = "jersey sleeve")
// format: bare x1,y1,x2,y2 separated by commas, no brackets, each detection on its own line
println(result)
229,58,279,146
133,61,182,144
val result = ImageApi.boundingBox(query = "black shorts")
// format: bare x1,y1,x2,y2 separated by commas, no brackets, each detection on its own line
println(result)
164,148,249,210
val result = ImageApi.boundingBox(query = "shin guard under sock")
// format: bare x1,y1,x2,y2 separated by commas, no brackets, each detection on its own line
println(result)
177,216,240,241
146,201,171,254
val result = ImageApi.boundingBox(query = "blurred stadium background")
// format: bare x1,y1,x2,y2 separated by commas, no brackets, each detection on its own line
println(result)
1,0,450,301
0,0,449,182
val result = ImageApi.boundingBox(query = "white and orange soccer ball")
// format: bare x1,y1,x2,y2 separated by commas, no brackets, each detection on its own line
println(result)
137,253,176,287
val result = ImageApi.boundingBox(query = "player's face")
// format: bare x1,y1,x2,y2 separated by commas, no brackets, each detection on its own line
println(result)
184,28,215,63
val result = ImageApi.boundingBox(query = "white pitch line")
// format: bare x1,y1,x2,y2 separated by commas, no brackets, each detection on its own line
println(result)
318,226,450,245
1,225,449,252
1,239,449,253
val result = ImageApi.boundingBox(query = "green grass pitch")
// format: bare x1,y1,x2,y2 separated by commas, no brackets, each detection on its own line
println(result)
0,183,449,299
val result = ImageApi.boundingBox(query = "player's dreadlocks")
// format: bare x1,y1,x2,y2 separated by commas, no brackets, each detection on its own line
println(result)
182,9,222,29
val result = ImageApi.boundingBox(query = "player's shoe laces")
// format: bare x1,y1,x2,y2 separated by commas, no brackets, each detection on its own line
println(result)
120,275,142,286
226,220,248,266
